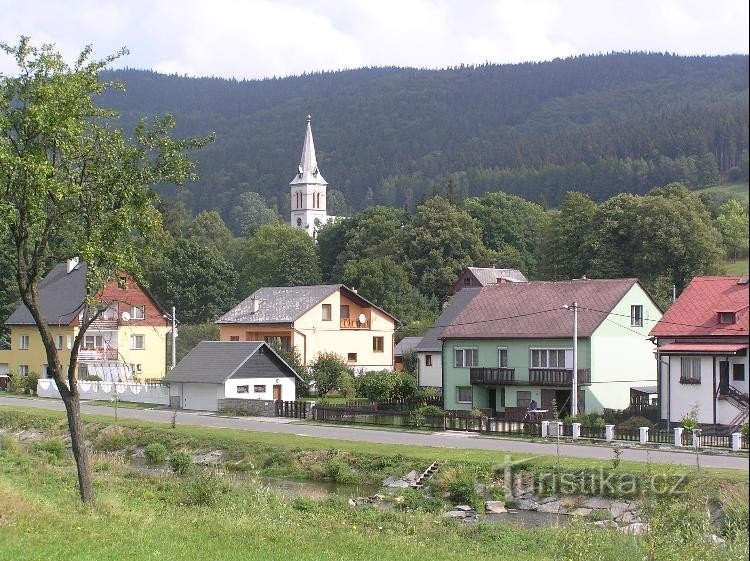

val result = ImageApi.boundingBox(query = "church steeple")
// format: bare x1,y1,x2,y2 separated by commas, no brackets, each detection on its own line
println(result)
291,114,327,186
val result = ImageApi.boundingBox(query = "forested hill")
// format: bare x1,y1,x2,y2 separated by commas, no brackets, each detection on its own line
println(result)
100,52,749,223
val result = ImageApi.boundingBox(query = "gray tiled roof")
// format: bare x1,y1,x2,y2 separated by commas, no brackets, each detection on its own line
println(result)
468,267,527,285
5,262,87,326
165,341,301,383
394,336,422,356
416,288,482,352
217,285,341,324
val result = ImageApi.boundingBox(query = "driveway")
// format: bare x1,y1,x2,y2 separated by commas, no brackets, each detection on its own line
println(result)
1,395,747,471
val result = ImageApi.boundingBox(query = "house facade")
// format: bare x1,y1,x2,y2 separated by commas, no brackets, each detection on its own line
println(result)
217,285,398,371
0,259,169,382
166,341,301,411
441,279,662,417
650,276,749,428
450,267,527,295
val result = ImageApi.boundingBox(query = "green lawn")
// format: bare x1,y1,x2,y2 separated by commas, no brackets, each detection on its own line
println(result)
84,399,158,409
724,258,749,276
695,182,749,204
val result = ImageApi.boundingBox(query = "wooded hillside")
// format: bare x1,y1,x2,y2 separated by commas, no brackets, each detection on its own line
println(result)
99,52,749,224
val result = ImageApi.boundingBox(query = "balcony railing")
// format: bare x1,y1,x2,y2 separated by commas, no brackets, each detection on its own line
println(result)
78,348,119,362
340,317,369,329
470,367,516,385
529,368,591,386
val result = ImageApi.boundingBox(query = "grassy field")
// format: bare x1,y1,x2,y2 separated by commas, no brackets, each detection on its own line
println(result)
724,258,749,275
83,399,157,409
695,182,749,204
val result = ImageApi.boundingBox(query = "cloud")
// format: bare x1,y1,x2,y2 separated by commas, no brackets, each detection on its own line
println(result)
0,0,747,79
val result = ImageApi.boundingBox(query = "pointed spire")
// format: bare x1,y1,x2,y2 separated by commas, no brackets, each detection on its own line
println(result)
290,114,326,185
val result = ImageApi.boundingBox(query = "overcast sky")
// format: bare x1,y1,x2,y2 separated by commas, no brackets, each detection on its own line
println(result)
1,0,748,79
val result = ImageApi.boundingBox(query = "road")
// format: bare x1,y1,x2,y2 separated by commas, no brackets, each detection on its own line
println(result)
1,395,747,471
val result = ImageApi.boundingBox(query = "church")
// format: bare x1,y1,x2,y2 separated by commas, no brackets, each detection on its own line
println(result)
290,115,335,238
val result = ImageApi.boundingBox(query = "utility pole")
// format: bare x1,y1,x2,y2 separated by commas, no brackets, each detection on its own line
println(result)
163,307,178,370
564,302,579,417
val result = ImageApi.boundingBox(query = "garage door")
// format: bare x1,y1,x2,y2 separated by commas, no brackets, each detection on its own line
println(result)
182,383,219,411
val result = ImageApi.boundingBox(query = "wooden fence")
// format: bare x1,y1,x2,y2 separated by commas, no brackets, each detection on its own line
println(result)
274,400,309,419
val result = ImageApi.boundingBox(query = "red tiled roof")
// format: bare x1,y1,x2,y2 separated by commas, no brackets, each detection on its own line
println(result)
649,276,749,337
658,342,748,354
442,278,642,339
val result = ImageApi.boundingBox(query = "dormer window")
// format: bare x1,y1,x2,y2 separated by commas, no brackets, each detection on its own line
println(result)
463,277,471,286
718,312,736,324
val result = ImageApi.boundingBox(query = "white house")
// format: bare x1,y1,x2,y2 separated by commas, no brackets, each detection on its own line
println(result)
651,276,749,428
165,341,302,412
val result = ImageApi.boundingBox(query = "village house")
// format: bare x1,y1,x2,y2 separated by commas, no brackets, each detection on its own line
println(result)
216,284,398,371
450,266,527,295
0,258,170,382
650,276,749,429
440,278,662,418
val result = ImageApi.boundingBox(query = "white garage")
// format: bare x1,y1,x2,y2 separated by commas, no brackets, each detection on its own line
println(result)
166,341,301,412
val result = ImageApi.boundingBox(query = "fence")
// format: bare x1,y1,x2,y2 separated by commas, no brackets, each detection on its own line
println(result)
331,397,443,412
37,378,169,405
274,400,309,419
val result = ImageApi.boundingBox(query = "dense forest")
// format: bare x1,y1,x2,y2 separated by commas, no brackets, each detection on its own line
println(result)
99,52,749,228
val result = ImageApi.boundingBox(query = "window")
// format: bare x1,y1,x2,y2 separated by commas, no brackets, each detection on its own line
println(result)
454,348,478,368
733,364,746,382
516,391,531,408
340,305,350,319
680,357,701,383
322,304,332,321
425,354,433,367
130,335,145,350
456,386,472,403
719,312,736,324
19,335,29,350
373,336,384,352
131,306,145,320
237,385,249,394
498,348,508,368
463,277,471,286
117,276,127,289
18,365,29,376
56,335,64,350
229,336,240,342
531,349,567,368
630,305,644,327
347,352,357,363
254,384,266,393
42,365,50,378
84,335,103,349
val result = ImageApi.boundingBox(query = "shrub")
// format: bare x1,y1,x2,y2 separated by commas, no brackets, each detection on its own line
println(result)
310,352,353,396
9,370,25,394
355,369,397,402
93,425,128,451
336,371,356,400
447,476,478,506
182,470,230,506
23,372,40,395
680,405,699,431
563,413,605,428
617,416,653,429
292,496,317,512
170,451,194,475
37,439,66,462
396,488,444,513
322,457,356,484
410,404,444,427
144,442,168,465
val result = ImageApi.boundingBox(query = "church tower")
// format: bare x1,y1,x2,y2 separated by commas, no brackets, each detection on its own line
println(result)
290,115,328,237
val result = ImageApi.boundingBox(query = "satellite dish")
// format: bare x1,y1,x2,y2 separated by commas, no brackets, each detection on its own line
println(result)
121,311,131,322
358,313,366,324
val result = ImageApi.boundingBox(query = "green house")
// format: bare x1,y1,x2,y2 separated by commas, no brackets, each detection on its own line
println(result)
441,278,662,417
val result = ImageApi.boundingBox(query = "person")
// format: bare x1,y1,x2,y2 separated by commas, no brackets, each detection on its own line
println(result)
527,399,538,421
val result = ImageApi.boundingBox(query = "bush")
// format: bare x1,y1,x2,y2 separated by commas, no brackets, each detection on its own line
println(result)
23,372,40,395
409,404,444,427
616,416,653,429
9,370,25,394
144,442,168,465
182,470,230,506
336,371,356,400
170,451,194,475
322,457,356,484
447,476,478,506
292,496,317,512
310,352,353,396
563,413,605,428
396,488,444,513
36,439,66,462
93,425,128,451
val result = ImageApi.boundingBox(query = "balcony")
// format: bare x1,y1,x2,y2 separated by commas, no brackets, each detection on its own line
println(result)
470,367,516,385
340,317,369,329
79,348,119,362
529,368,591,386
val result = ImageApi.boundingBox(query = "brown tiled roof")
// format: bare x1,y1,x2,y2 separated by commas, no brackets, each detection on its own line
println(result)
442,279,640,339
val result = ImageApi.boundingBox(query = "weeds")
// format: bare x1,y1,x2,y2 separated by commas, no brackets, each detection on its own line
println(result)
182,470,230,506
144,442,167,465
170,451,194,475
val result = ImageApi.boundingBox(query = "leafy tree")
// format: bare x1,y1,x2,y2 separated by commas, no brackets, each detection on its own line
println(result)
175,323,219,362
148,239,238,324
310,352,352,396
400,197,494,301
237,224,321,297
0,38,212,503
540,192,598,280
184,210,239,263
326,188,350,216
339,257,436,324
159,199,192,238
715,199,749,262
464,192,549,277
228,191,279,236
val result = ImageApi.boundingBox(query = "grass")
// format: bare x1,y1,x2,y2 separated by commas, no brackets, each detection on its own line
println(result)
83,400,157,409
723,258,749,276
695,182,749,204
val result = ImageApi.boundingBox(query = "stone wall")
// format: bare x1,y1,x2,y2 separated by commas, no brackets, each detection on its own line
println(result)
217,398,277,417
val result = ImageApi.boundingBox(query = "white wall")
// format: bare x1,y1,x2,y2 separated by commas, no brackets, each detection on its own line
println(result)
37,379,169,405
225,377,296,402
417,351,442,387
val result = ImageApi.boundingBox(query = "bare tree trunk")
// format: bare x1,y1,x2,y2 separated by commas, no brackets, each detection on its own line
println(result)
60,390,94,503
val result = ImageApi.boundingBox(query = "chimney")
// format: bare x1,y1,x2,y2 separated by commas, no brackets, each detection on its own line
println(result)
250,297,260,314
66,257,79,274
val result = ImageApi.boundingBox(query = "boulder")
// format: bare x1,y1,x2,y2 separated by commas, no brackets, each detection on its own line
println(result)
537,501,561,514
582,497,612,510
570,508,592,517
593,520,618,529
517,499,539,511
445,510,467,518
610,501,631,520
485,501,507,514
348,499,356,507
193,450,224,465
455,505,474,512
404,470,419,483
372,494,386,502
382,476,397,487
617,510,637,525
620,522,649,535
540,495,559,504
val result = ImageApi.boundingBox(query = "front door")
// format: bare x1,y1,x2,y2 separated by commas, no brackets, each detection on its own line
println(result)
719,361,730,395
487,388,497,417
273,384,282,401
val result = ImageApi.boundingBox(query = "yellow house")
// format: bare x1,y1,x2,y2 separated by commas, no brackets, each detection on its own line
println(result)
0,259,170,382
217,285,399,371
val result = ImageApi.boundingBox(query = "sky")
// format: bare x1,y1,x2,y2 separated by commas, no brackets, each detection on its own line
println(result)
1,0,748,80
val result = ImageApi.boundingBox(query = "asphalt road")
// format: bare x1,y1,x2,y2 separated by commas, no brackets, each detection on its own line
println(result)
1,395,747,471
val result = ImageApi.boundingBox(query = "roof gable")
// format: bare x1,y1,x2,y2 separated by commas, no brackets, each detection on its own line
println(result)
468,267,528,285
650,276,750,338
442,279,639,339
416,288,482,351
